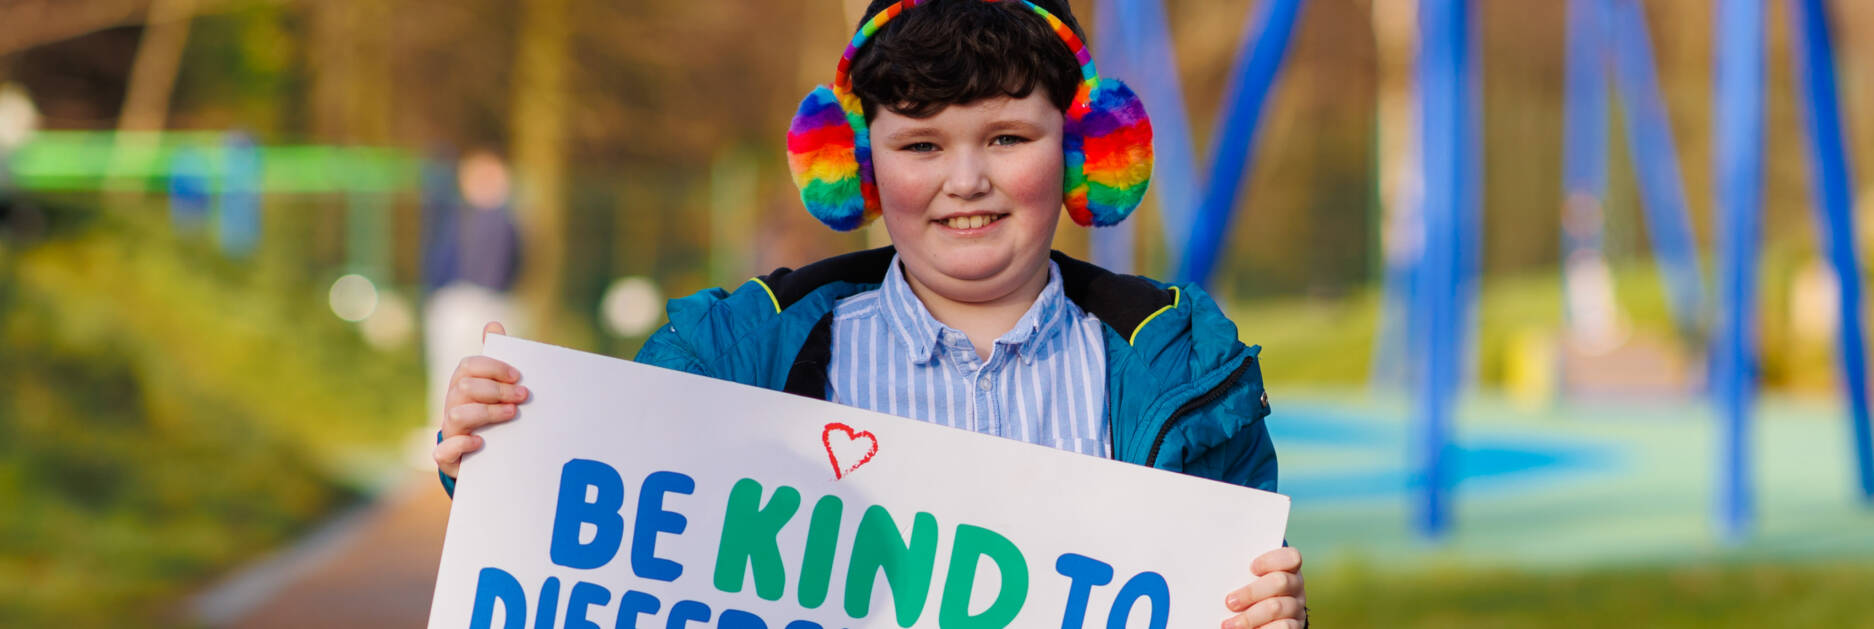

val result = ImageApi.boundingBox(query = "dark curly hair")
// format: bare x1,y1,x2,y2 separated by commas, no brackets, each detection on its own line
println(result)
848,0,1087,122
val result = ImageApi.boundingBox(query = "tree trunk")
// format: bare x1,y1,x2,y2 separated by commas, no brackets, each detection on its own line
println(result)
107,0,193,203
511,0,572,344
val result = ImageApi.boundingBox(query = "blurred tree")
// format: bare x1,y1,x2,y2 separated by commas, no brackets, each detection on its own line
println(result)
114,0,192,135
511,0,572,345
107,0,194,206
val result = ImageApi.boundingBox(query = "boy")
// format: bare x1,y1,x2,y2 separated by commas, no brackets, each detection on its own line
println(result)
436,1,1305,627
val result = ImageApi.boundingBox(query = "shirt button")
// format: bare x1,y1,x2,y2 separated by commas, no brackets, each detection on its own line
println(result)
978,378,992,392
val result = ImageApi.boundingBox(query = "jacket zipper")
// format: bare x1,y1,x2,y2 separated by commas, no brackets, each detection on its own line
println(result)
1143,355,1254,468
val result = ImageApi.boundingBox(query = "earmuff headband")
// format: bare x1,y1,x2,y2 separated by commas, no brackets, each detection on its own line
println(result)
834,1,1101,91
788,0,1153,231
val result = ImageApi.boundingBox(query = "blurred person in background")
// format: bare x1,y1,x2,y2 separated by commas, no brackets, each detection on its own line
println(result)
422,149,523,427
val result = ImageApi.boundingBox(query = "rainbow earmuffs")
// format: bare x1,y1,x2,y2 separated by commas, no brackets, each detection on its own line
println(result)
786,0,1153,231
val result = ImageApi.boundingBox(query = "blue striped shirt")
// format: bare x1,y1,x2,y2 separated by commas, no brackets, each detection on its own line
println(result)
826,256,1110,457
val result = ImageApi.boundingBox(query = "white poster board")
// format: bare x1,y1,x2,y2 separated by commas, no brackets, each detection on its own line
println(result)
429,335,1289,629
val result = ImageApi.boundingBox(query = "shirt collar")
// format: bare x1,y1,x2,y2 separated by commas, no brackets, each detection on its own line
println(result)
876,255,1071,366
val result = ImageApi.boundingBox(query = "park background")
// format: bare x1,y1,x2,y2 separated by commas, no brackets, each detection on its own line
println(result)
3,0,1874,626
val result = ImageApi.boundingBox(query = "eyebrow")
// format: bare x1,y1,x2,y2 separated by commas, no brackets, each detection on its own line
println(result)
882,127,940,144
882,120,1047,144
985,120,1044,134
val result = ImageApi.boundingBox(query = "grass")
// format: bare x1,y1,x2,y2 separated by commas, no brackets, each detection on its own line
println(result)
1308,559,1874,628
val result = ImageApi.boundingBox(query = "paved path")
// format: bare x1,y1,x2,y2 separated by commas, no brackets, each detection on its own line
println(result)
192,472,451,627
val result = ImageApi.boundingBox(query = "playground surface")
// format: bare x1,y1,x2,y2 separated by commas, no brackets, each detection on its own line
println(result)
1276,390,1874,571
188,389,1874,625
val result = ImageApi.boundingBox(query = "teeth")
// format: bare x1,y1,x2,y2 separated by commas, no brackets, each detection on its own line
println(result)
944,214,1001,229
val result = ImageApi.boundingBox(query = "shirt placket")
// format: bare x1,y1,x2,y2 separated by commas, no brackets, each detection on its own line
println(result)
975,348,1003,438
940,331,986,434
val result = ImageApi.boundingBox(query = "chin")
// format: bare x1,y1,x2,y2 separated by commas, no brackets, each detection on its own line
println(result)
918,248,1050,299
931,255,1012,283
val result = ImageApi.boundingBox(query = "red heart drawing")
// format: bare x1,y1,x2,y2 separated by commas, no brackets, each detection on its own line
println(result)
822,422,879,480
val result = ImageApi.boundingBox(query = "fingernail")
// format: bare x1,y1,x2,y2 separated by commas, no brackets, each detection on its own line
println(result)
516,385,529,399
1225,594,1239,610
509,368,520,380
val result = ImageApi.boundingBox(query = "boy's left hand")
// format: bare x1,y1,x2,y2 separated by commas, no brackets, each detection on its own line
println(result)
1221,546,1307,629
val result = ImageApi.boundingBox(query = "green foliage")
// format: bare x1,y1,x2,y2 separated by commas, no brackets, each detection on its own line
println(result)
0,205,420,625
174,5,304,136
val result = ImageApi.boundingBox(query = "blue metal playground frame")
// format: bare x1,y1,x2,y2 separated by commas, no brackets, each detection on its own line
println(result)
1095,0,1874,540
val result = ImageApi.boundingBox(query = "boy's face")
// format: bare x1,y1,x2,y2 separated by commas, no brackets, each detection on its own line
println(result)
870,91,1065,305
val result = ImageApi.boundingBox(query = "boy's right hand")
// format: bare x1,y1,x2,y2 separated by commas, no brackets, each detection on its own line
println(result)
434,321,530,479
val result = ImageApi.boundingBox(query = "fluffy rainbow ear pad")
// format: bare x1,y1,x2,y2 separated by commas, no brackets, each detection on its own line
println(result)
787,86,881,231
1064,78,1153,227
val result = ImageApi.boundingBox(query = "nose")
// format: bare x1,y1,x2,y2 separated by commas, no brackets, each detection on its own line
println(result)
941,148,992,201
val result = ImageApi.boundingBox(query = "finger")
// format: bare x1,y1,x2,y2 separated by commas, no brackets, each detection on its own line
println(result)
1252,570,1304,603
444,403,519,437
1229,596,1304,628
1251,547,1303,576
1255,620,1304,629
482,321,506,343
432,434,484,475
1224,582,1255,613
1225,570,1300,614
455,355,521,384
455,376,529,405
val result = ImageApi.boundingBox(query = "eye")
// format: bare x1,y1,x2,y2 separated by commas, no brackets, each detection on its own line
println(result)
990,134,1031,146
900,141,938,153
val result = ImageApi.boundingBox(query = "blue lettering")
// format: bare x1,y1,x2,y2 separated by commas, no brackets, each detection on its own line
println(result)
666,600,711,628
534,577,562,629
615,590,662,629
1106,572,1170,629
551,459,627,569
566,581,613,629
633,471,695,581
1055,553,1114,628
718,609,768,629
468,567,525,629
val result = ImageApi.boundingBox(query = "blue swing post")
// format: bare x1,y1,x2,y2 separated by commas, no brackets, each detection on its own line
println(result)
1173,0,1305,286
1608,0,1705,337
1712,0,1764,540
1412,0,1475,539
1563,0,1706,346
1786,0,1874,503
1091,0,1201,273
1561,0,1610,271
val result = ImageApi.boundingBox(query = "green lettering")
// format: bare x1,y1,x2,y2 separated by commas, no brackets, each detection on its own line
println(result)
712,478,801,601
844,505,939,627
937,524,1029,628
797,494,844,609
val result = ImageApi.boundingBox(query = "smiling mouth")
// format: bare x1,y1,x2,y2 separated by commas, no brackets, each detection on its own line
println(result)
937,214,1008,230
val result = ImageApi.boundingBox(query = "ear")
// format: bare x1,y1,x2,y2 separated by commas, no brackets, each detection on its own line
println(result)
1065,79,1153,227
787,86,874,231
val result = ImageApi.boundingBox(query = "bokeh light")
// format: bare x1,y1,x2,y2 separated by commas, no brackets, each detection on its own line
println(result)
327,274,378,323
601,276,663,338
361,289,415,350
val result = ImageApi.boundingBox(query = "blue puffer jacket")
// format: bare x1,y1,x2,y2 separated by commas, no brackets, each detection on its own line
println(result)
442,247,1275,496
634,247,1277,490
